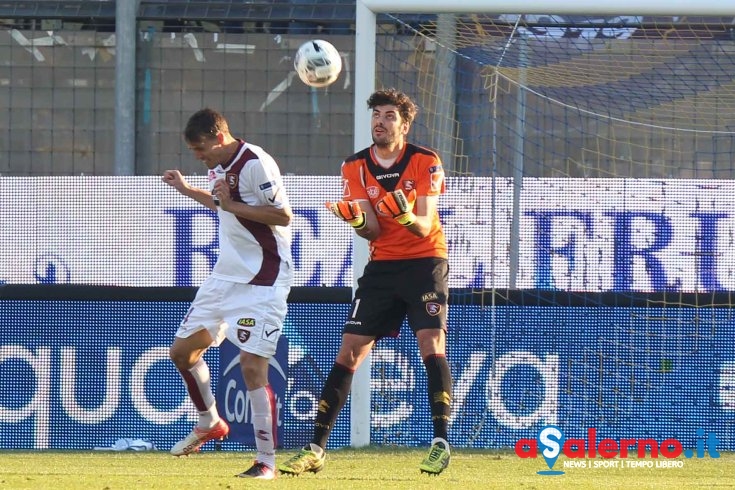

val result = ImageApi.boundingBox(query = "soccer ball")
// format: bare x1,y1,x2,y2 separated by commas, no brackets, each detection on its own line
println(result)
294,39,342,88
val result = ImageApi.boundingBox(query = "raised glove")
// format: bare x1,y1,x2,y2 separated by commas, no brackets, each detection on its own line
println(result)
376,189,417,226
325,200,366,229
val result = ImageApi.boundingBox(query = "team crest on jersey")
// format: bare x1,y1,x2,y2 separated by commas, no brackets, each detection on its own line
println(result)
367,186,379,199
426,302,442,316
402,180,416,192
342,178,351,198
237,329,251,343
237,318,255,327
226,173,238,188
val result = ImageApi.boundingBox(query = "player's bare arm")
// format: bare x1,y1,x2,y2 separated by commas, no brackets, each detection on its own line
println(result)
355,198,381,241
162,169,218,211
221,200,292,227
213,181,292,226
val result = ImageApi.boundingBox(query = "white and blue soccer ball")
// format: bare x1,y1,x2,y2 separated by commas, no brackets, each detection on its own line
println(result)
294,39,342,88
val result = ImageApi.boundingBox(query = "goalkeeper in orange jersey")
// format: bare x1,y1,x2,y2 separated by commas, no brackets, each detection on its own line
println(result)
279,88,451,476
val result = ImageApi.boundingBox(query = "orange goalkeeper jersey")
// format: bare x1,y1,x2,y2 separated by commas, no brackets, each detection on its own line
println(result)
341,143,447,261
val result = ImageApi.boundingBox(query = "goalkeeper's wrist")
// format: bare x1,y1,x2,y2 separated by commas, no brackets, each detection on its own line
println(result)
395,212,416,226
348,212,366,230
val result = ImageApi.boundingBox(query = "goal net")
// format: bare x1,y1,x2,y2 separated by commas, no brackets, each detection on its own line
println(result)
355,2,735,451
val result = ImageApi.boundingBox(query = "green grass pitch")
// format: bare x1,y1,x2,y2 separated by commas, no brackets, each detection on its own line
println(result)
0,447,731,489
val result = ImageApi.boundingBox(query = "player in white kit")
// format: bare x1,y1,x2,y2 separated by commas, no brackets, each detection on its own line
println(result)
162,108,292,480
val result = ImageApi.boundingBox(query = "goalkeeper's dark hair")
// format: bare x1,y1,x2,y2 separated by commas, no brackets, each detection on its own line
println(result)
184,108,230,143
367,88,418,126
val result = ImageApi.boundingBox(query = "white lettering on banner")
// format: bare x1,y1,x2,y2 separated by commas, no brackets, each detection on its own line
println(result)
448,350,559,430
0,346,51,448
450,351,487,425
131,347,194,424
223,381,284,426
221,353,252,425
220,351,284,426
284,345,320,422
371,349,415,428
0,345,194,448
367,348,559,431
226,379,250,422
720,362,735,410
5,177,735,291
487,352,559,429
288,391,318,421
60,347,120,423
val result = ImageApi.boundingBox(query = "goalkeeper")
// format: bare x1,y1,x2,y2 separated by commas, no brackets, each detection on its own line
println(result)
279,88,452,476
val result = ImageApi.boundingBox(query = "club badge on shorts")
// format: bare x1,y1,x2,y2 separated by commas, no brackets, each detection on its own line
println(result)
237,329,251,343
426,302,442,316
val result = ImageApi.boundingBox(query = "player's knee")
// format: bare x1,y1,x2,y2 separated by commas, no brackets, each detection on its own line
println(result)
335,345,371,368
238,352,270,388
416,330,445,357
169,349,189,370
169,343,201,371
240,364,268,389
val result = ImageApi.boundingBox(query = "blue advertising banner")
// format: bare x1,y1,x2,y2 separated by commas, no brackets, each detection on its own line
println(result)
215,336,289,447
0,297,732,451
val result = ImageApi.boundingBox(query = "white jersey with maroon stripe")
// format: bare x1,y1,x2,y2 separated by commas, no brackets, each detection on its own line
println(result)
210,140,292,287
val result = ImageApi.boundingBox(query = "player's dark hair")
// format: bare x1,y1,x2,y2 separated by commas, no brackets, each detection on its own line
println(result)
367,88,418,126
184,108,230,143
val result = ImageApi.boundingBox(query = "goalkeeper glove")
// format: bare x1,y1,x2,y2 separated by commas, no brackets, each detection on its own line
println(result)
376,189,417,226
325,200,366,229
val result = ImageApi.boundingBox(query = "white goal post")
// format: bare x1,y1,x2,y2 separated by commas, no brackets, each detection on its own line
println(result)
351,0,735,448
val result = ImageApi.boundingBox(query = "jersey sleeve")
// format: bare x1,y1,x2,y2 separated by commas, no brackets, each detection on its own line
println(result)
340,160,369,201
415,154,446,197
245,158,289,209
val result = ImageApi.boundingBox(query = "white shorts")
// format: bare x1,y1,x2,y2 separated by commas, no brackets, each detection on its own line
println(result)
176,277,289,357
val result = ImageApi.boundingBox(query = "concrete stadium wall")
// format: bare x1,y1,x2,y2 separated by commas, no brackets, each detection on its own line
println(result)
0,30,362,176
